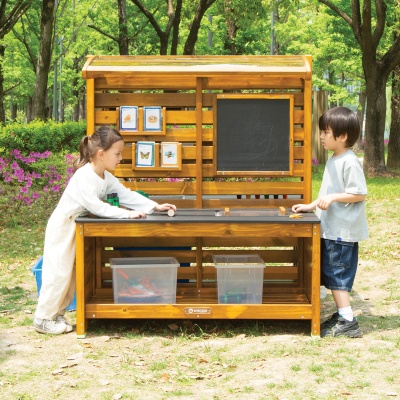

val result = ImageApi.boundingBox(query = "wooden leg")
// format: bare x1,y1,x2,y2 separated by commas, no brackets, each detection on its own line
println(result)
75,224,86,338
311,224,321,337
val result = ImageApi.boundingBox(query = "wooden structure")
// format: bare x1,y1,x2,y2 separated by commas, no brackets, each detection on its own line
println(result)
78,55,320,337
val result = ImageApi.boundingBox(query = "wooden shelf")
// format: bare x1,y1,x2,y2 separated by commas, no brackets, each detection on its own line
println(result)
132,142,182,171
118,106,167,135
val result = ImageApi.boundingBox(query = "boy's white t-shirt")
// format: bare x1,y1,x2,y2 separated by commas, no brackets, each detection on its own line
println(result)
316,149,368,242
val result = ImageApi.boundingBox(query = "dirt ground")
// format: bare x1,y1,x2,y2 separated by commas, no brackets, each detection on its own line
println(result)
1,255,399,400
1,200,400,399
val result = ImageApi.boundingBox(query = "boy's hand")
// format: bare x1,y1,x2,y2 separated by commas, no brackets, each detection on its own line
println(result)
292,204,312,213
317,194,336,210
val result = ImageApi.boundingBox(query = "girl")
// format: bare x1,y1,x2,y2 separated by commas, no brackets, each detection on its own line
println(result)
34,126,176,334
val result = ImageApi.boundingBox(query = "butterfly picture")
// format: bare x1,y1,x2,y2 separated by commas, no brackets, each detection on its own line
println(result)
136,142,155,167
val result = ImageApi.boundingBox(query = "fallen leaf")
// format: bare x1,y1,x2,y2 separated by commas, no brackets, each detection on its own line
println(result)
59,363,78,369
168,323,179,331
160,373,169,382
179,361,191,367
67,352,83,360
52,369,64,375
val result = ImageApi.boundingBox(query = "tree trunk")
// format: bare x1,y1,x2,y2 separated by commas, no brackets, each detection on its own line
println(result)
170,0,182,55
387,67,400,169
363,64,388,175
26,96,33,122
223,0,237,55
32,0,55,121
118,0,129,55
0,45,5,124
184,0,216,55
353,91,366,152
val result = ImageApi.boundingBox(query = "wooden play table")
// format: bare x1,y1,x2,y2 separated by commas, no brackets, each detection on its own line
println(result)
75,208,321,338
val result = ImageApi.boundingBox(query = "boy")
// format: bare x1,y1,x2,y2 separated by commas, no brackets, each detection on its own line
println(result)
292,107,368,338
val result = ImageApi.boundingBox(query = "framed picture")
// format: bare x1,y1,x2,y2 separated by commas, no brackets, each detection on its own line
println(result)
143,106,162,131
120,106,138,131
136,141,155,167
161,142,181,168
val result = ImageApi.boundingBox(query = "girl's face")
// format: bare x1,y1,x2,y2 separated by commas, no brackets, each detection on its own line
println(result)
98,140,124,171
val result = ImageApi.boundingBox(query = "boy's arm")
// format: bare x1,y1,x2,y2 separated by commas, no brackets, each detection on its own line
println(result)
317,193,366,210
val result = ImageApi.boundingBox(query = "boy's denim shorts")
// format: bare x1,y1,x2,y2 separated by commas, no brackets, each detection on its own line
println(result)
321,238,358,292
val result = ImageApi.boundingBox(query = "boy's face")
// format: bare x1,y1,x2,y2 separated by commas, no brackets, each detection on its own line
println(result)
320,127,348,155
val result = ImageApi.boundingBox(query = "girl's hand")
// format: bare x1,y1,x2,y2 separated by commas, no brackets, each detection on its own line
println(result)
155,203,177,212
128,210,147,219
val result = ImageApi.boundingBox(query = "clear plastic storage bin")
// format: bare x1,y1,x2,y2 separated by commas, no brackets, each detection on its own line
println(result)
110,257,179,304
213,255,265,304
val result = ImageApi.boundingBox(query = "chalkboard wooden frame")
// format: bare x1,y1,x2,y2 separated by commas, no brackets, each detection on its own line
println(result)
213,94,294,176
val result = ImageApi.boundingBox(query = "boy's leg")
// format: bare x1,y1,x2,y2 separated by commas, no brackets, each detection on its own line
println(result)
332,290,353,321
320,239,362,337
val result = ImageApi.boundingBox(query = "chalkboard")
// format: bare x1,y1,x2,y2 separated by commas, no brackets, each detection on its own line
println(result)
215,95,293,175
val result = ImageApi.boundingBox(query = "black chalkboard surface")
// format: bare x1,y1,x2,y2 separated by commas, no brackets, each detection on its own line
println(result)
214,95,293,175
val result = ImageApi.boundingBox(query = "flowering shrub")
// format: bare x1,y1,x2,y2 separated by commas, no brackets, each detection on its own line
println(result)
0,149,75,209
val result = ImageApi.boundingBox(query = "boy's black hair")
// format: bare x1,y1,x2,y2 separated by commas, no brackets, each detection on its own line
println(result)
319,106,360,148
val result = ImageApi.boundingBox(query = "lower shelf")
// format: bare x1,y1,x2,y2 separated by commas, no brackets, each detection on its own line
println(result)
83,292,314,320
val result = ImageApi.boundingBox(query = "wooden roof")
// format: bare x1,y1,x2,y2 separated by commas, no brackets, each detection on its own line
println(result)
82,55,312,80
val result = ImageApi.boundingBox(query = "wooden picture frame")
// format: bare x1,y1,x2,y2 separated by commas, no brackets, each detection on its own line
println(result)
135,141,155,167
161,142,181,168
120,106,138,131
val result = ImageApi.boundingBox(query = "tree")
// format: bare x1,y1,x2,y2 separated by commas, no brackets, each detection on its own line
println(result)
31,0,56,120
387,66,400,169
318,0,400,176
0,0,33,124
131,0,216,55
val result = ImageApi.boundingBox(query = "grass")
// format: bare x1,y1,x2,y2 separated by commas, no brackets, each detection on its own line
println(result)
1,157,400,399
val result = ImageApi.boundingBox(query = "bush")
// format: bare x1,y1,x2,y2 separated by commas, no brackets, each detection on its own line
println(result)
0,150,75,210
0,120,86,155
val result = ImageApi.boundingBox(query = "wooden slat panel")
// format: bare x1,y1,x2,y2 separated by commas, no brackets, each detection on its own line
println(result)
94,109,213,126
83,222,314,238
113,163,305,178
94,92,304,108
201,198,304,208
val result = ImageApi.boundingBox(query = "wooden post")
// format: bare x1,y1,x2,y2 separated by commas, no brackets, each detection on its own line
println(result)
312,91,328,164
195,78,204,208
86,79,95,135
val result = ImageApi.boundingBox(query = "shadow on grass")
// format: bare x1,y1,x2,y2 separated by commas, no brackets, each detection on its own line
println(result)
85,318,313,339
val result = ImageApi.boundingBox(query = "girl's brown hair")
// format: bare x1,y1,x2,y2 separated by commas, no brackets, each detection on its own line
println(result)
74,126,123,171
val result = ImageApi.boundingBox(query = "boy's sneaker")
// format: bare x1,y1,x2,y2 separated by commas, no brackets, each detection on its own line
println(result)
320,312,339,330
34,318,67,335
321,316,362,338
56,315,73,333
